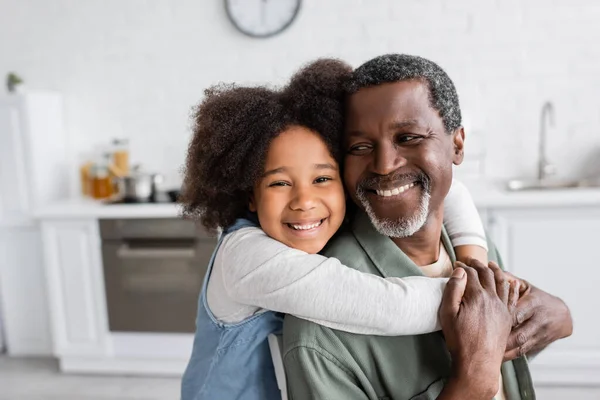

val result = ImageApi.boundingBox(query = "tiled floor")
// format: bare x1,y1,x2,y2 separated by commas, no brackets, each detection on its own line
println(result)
0,356,179,400
2,355,600,399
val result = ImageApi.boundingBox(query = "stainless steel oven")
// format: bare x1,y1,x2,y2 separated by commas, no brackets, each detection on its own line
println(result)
100,218,217,333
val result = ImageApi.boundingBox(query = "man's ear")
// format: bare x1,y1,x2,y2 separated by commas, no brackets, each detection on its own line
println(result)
452,126,465,165
248,192,257,212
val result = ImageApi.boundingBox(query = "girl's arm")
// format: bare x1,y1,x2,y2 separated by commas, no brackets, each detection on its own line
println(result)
443,179,488,264
442,180,526,298
208,227,446,336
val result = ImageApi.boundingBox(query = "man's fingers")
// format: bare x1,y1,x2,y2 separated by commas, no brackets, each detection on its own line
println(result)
503,271,532,297
441,267,467,320
503,346,520,362
512,291,538,327
489,261,509,305
458,262,482,299
505,320,540,360
466,258,496,294
507,280,520,314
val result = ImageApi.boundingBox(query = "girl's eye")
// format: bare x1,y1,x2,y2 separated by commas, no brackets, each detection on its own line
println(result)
314,176,332,184
268,181,290,187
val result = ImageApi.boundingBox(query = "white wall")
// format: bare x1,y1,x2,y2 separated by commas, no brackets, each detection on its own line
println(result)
1,0,600,188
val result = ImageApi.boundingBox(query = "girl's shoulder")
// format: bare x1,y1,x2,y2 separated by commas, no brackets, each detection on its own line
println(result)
223,214,260,235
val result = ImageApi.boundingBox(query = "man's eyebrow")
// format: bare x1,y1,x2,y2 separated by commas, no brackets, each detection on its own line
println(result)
388,119,420,130
262,167,286,177
346,119,422,138
314,163,338,171
346,130,367,139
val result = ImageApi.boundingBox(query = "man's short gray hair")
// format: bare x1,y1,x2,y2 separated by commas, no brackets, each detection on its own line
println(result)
345,54,462,134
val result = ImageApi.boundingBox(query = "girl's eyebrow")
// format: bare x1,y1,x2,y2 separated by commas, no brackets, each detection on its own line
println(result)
315,163,338,171
263,163,337,177
263,167,286,177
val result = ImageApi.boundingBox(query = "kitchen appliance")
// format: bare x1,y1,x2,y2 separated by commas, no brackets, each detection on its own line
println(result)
115,166,163,202
100,218,217,333
166,189,181,203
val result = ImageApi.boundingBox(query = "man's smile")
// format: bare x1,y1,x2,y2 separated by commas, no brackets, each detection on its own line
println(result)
374,182,416,197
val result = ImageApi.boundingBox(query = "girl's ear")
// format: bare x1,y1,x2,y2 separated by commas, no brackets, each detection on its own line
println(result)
248,192,257,212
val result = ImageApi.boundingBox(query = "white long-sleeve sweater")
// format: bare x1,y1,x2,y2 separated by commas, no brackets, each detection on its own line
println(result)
206,179,487,336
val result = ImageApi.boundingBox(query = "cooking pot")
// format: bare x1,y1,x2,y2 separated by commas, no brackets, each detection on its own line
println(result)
116,167,163,202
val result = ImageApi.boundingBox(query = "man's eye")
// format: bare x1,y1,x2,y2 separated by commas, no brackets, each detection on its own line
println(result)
269,181,290,187
397,135,421,144
314,176,332,184
348,144,372,154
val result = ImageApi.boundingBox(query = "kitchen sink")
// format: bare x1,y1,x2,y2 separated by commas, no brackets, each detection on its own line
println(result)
506,178,600,191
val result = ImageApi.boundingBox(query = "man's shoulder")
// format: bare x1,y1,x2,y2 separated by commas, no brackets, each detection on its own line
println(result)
320,228,374,271
322,227,358,252
282,314,334,355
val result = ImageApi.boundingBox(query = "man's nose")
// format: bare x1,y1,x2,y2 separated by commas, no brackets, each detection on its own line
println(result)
289,185,317,211
372,142,407,176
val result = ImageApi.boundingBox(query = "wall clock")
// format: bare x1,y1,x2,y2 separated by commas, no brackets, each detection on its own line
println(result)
225,0,302,38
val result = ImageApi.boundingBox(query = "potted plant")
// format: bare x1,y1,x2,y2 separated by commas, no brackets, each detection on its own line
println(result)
6,73,24,93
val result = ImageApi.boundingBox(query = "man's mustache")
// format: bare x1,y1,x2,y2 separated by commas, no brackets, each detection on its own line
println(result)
357,171,431,193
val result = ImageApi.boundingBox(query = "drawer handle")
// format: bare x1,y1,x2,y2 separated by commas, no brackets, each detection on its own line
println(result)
116,244,196,259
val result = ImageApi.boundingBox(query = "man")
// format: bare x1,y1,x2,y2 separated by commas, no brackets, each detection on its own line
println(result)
282,54,573,399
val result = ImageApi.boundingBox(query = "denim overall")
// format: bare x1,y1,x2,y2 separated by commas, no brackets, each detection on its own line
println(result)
181,217,284,400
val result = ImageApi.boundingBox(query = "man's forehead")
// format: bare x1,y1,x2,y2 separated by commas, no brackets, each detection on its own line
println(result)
346,80,432,126
349,80,427,105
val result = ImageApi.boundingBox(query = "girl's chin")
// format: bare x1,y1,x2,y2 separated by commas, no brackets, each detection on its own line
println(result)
283,238,327,254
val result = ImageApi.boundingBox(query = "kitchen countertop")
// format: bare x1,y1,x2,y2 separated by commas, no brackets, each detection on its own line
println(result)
35,198,182,219
464,179,600,208
35,181,600,219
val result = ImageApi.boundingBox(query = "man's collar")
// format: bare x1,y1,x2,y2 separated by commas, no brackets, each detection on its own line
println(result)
351,211,456,278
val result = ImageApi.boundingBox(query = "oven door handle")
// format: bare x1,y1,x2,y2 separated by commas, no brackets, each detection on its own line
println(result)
116,244,196,259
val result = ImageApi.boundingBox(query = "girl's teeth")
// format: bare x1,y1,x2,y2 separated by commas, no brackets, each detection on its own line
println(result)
291,220,323,230
376,182,415,197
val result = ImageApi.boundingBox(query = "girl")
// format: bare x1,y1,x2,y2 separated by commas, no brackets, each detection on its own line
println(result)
180,59,494,400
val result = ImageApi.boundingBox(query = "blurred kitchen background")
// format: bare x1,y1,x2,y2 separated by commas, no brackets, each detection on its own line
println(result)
1,0,600,399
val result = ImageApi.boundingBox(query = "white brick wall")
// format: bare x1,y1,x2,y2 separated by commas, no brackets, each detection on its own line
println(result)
1,0,599,189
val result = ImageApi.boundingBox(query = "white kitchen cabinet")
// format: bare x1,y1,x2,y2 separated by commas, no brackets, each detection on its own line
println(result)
0,93,67,356
0,100,31,226
39,214,193,375
487,207,600,385
0,227,51,355
40,219,109,358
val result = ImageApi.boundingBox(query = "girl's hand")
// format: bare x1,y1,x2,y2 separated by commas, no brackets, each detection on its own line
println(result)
462,259,524,313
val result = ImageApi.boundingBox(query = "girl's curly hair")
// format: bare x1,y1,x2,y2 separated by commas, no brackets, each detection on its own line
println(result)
180,59,352,232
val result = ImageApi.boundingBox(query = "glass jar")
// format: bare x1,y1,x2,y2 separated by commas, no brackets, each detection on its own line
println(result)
92,163,113,200
112,138,130,176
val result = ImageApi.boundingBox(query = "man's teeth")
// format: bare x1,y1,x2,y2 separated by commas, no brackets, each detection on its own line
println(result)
290,220,323,230
375,182,416,197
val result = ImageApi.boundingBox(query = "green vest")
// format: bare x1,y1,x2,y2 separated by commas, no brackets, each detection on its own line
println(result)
283,212,536,400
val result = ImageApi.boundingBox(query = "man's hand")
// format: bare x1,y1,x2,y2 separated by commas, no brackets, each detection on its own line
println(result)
438,261,512,399
504,281,573,361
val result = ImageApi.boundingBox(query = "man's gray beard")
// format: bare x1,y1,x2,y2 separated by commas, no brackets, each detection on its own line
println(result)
356,188,431,238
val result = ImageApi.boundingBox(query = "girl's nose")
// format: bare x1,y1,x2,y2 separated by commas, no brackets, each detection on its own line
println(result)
289,187,317,211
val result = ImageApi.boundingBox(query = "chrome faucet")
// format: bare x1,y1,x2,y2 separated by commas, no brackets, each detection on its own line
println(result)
538,101,556,181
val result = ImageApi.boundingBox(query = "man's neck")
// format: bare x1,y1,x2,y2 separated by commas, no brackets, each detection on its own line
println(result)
390,207,444,266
